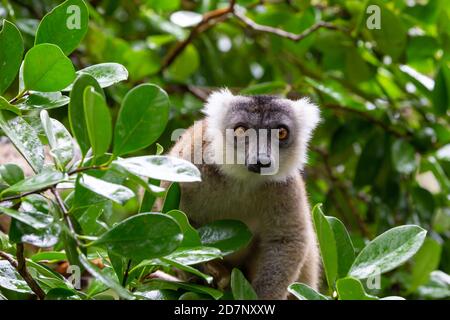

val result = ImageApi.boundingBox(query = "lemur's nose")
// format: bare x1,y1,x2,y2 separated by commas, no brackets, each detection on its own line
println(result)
247,154,271,173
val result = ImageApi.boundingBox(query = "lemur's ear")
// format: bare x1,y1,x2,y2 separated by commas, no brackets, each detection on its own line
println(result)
202,88,235,117
292,97,321,140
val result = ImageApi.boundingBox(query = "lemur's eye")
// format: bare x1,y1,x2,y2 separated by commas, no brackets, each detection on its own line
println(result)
278,127,289,140
234,126,247,137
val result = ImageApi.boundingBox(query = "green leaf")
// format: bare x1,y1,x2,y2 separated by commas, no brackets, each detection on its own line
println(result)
78,174,134,205
92,213,183,261
288,283,329,300
45,288,81,300
391,139,416,174
166,210,201,247
354,133,385,188
1,171,66,196
16,92,69,111
0,110,45,173
23,43,76,92
40,110,74,170
0,163,24,186
231,268,258,300
197,219,252,255
83,86,112,157
0,260,32,294
114,156,201,182
78,252,135,300
326,216,355,278
162,182,180,213
0,195,53,229
31,251,67,262
161,257,213,283
35,0,89,55
349,225,427,279
408,237,442,293
167,44,199,82
336,277,378,300
312,205,338,289
68,74,104,156
418,271,450,299
432,64,450,115
0,20,24,95
0,205,52,229
0,96,21,115
9,194,60,247
113,84,169,156
63,63,128,91
140,279,223,300
164,246,222,265
367,0,407,61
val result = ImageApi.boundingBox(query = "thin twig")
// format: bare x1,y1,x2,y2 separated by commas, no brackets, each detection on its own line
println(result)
51,187,81,246
234,8,340,42
122,259,132,287
0,247,46,299
159,0,236,72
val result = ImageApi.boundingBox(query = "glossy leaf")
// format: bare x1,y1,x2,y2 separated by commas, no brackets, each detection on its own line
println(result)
0,20,24,95
197,219,252,255
164,246,221,265
349,225,427,279
16,92,69,110
0,260,32,294
0,163,24,186
312,205,338,289
83,86,112,157
35,0,89,55
0,96,21,115
78,174,134,205
78,253,135,300
113,84,169,156
336,277,378,300
0,110,45,173
68,74,104,156
162,182,180,213
40,110,74,170
64,63,128,91
1,171,66,195
166,210,201,248
140,279,223,300
23,44,76,92
113,155,201,182
92,213,183,261
288,283,329,300
231,268,258,300
327,216,355,278
409,237,442,293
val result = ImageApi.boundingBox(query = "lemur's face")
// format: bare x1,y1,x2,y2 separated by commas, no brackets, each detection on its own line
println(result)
203,89,320,182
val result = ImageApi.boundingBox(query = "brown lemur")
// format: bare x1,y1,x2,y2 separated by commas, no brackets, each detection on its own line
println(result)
162,89,321,299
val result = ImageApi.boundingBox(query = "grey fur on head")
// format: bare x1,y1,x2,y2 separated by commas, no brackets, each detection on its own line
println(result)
202,88,320,181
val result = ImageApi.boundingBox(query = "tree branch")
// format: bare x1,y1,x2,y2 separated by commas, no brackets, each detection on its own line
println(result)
159,0,236,72
0,247,46,299
233,8,340,42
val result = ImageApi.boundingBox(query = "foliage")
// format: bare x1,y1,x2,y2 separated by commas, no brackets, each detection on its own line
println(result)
0,0,449,300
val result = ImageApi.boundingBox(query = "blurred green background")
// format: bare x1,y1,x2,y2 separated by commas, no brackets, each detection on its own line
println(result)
1,0,449,298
